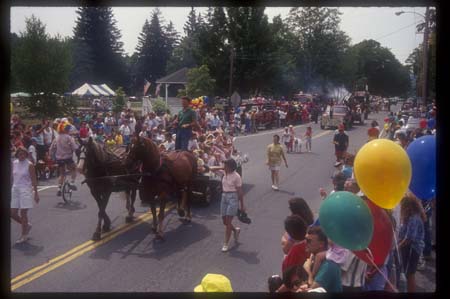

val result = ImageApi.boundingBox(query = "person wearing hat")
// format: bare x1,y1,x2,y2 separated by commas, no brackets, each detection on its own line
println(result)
194,273,233,292
174,96,198,150
333,124,348,164
11,146,40,243
266,134,288,191
211,158,245,252
49,122,79,197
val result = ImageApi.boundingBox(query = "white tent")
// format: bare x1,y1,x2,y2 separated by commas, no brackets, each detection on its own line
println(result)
71,83,116,97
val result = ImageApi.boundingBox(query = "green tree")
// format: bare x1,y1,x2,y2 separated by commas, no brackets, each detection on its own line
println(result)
349,40,410,96
152,98,170,115
11,15,73,117
135,9,178,95
287,8,351,92
178,65,216,98
112,87,125,116
71,7,128,92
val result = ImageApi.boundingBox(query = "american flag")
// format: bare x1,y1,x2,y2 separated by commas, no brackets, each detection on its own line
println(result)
143,79,151,96
155,83,161,96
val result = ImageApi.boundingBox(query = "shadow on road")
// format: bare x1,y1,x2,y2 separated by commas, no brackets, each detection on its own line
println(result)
12,242,44,256
54,201,87,211
87,211,211,261
227,243,260,264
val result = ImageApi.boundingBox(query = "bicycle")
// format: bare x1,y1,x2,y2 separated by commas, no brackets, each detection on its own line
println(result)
61,176,74,203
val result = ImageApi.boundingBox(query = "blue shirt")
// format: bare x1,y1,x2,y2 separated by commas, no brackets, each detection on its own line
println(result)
427,118,436,129
315,259,342,292
399,214,425,255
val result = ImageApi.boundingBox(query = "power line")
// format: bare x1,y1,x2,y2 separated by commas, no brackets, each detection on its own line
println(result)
374,21,420,41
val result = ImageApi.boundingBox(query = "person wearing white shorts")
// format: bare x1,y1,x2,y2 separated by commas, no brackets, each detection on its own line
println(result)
11,147,40,244
266,135,288,190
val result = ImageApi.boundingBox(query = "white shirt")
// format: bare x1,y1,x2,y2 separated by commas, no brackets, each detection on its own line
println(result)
341,251,367,288
28,145,37,164
43,127,54,145
163,140,175,151
119,124,131,136
279,111,287,120
188,139,199,151
12,159,32,188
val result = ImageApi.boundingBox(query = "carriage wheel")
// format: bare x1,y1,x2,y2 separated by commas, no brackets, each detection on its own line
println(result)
62,181,72,203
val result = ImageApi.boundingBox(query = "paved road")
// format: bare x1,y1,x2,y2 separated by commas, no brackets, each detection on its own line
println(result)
10,105,435,292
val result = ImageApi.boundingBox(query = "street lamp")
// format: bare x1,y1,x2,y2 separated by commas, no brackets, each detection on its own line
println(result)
395,8,430,105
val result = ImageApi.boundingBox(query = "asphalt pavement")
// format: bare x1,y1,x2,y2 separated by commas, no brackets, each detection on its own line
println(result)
10,105,435,292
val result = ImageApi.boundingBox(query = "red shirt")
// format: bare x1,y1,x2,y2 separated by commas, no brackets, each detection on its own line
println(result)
79,127,89,138
282,241,308,272
367,127,380,139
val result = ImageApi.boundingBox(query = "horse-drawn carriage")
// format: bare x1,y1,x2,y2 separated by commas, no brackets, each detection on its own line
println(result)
79,136,247,241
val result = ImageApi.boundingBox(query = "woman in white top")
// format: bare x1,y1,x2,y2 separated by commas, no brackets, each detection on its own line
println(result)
11,147,40,243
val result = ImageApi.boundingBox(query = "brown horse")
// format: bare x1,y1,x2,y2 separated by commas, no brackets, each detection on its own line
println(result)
79,138,139,241
125,136,197,240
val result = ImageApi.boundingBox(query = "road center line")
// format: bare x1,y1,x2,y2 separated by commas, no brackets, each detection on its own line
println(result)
11,203,175,291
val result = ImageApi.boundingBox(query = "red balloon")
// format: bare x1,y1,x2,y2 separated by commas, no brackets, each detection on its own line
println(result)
353,199,393,266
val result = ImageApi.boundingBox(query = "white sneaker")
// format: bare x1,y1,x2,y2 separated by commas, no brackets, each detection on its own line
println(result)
273,185,279,191
233,227,241,242
221,244,229,252
271,185,276,190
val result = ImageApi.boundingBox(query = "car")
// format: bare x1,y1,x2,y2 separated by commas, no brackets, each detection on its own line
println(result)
320,105,352,130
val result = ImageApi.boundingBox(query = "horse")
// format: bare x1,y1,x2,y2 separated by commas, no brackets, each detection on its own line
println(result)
125,136,197,240
78,137,139,241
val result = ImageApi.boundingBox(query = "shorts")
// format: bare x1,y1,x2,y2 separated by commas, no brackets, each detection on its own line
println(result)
221,192,239,216
269,163,281,171
335,150,346,160
11,186,34,209
56,158,75,167
401,244,420,274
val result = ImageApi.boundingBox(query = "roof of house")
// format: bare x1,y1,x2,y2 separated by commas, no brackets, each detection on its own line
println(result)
156,67,189,84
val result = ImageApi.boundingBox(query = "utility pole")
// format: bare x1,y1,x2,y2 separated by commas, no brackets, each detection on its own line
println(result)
422,6,430,106
228,46,235,97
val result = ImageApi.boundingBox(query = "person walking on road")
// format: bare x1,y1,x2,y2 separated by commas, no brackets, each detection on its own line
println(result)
333,124,348,164
213,159,245,252
174,96,198,151
267,134,288,191
304,126,312,152
11,146,40,243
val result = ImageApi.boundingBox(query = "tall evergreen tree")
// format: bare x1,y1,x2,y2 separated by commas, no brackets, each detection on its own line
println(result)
135,9,176,95
71,7,128,91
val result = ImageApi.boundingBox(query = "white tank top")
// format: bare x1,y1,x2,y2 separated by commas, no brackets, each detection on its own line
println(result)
12,159,32,188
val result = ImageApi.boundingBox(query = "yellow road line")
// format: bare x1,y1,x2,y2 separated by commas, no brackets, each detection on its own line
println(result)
11,203,175,291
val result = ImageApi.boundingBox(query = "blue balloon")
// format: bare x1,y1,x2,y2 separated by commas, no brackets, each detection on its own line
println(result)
406,135,436,200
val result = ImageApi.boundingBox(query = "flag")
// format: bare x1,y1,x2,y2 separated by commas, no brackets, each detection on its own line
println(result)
143,79,151,96
155,83,161,97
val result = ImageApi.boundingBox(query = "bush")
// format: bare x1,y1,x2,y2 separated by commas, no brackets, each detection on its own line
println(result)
152,97,170,115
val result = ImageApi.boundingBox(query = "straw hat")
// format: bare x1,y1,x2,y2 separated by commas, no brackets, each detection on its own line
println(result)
194,274,233,292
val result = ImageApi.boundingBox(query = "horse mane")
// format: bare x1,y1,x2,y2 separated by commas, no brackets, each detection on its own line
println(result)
139,137,161,171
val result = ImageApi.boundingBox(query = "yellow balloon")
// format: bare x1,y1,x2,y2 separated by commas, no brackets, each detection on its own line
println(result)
354,139,412,209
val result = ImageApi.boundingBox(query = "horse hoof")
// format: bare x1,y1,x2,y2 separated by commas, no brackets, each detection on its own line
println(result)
92,232,101,241
177,209,185,218
102,226,111,233
151,227,158,234
183,217,192,224
125,216,135,223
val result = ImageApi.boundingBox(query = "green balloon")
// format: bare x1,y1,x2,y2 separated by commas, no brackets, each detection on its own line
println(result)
319,191,374,251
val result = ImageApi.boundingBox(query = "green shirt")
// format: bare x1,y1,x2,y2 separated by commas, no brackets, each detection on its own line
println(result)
178,108,196,126
315,260,343,292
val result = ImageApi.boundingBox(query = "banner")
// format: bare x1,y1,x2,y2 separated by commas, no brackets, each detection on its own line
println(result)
143,79,151,96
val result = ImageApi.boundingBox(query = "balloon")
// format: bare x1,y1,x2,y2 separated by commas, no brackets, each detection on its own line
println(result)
353,199,393,266
406,135,436,200
419,119,427,129
319,191,374,251
354,139,412,209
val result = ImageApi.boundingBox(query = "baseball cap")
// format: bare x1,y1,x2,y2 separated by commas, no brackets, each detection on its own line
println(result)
194,274,233,292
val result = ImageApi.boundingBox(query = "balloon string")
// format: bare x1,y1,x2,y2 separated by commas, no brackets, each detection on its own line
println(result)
365,248,398,292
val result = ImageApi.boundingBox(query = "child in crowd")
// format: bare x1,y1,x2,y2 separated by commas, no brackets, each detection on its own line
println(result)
304,126,312,152
398,192,426,292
